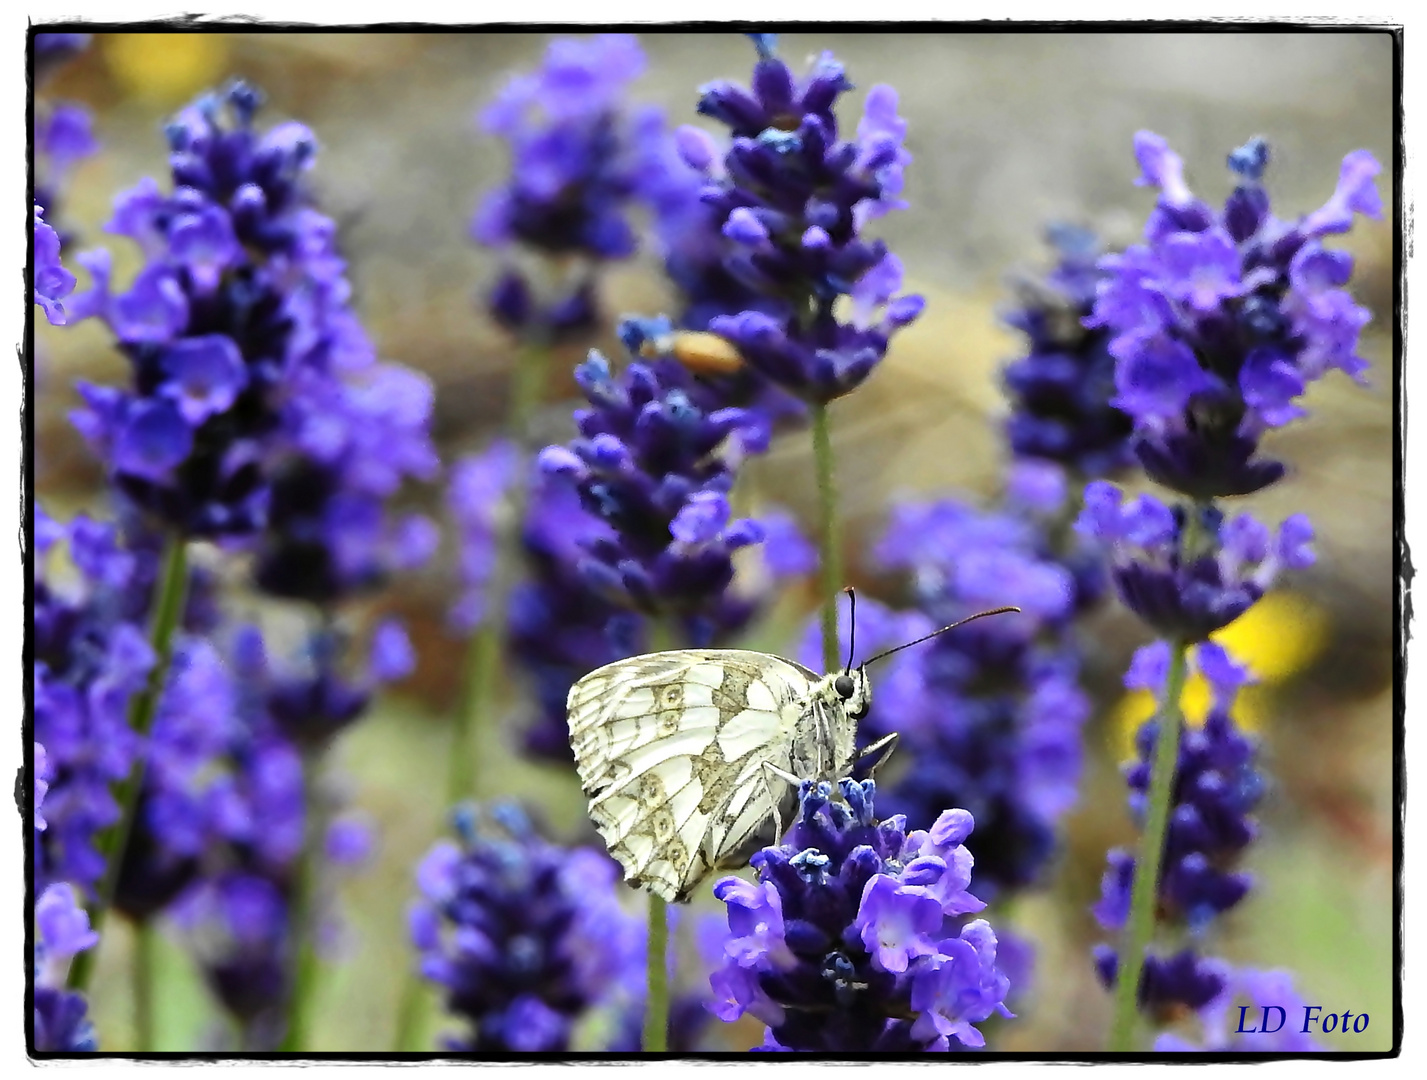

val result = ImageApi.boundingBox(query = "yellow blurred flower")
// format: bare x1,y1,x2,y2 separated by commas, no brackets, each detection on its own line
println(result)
103,34,230,105
1110,591,1329,760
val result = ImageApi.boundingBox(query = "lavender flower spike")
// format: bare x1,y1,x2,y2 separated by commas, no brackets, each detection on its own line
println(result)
1089,133,1381,499
476,34,660,341
69,80,437,542
708,780,1011,1051
410,803,643,1051
674,39,923,403
1076,482,1313,642
535,342,765,627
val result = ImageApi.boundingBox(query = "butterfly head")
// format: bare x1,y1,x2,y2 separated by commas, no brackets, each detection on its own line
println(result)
831,666,871,721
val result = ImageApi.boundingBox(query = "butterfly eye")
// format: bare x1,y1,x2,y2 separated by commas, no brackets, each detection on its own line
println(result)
834,674,855,700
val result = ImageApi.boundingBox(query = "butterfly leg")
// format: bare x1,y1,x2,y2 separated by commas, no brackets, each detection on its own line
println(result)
760,760,803,842
856,732,900,777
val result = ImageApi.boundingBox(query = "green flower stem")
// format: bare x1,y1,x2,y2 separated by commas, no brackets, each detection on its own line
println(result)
447,339,551,803
279,752,325,1053
393,967,435,1052
1108,639,1190,1052
69,535,190,993
643,894,669,1052
638,619,677,1052
133,918,156,1051
810,401,842,673
448,621,501,801
396,340,554,1051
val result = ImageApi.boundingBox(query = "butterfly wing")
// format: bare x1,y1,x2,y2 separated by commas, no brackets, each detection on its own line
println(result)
567,649,818,903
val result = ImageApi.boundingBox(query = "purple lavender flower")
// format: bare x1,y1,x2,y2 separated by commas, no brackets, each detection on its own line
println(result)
32,500,225,898
1096,643,1262,930
1154,967,1326,1052
665,38,922,403
508,474,633,760
33,510,155,896
410,803,643,1051
1002,225,1133,477
35,742,53,832
1076,482,1314,642
33,986,99,1053
1088,133,1381,499
173,871,293,1044
475,34,659,341
69,80,428,542
260,619,413,751
111,638,240,921
36,883,101,973
34,204,76,326
33,883,100,1052
1093,947,1231,1017
535,343,765,629
155,623,329,1045
708,780,1011,1051
1092,642,1264,1017
836,498,1089,896
252,358,439,604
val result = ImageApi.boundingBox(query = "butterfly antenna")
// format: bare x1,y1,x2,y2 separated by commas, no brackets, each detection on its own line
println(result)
842,586,857,676
862,606,1022,668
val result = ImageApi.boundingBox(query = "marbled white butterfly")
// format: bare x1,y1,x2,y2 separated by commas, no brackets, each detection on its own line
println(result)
567,597,1018,902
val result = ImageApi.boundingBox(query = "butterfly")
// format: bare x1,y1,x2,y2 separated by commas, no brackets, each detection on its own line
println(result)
566,598,1018,903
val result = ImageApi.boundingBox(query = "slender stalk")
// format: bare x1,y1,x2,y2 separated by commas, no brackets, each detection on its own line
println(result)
643,894,669,1052
393,966,433,1052
279,752,325,1053
810,401,842,673
133,918,156,1051
637,619,677,1052
397,339,553,1050
69,535,189,992
448,621,500,801
1108,640,1190,1052
447,340,551,803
